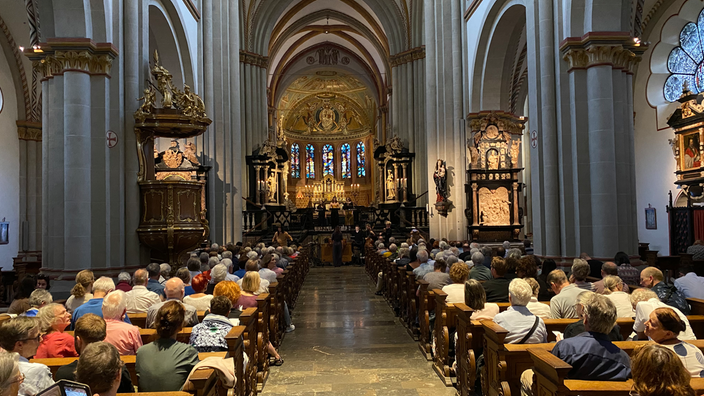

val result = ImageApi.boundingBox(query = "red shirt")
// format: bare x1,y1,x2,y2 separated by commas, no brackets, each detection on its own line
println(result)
35,331,78,358
116,281,133,292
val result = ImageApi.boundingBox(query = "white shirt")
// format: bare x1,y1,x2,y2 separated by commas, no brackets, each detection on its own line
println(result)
225,273,240,282
259,268,278,284
441,283,465,304
675,272,704,300
237,277,270,295
19,357,54,396
183,294,214,311
634,298,696,340
605,291,636,318
663,342,704,377
526,297,551,320
65,293,92,313
125,285,162,314
494,306,548,344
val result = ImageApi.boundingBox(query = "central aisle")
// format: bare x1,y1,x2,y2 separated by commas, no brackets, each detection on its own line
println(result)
261,266,458,396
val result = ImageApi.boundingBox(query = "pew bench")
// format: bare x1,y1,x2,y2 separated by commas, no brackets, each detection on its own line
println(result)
127,311,207,329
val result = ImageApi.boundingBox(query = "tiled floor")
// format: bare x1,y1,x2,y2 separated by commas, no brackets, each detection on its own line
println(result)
261,266,457,396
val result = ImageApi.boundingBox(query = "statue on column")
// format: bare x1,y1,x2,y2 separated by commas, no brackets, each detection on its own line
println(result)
386,169,397,200
267,172,277,202
434,159,448,202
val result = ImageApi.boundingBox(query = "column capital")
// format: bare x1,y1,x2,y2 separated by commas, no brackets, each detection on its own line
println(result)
240,50,268,68
24,38,118,80
390,46,425,68
16,120,42,141
560,32,647,73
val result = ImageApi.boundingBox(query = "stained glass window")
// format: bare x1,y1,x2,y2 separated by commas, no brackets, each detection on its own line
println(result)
664,9,704,102
341,143,351,178
357,142,366,177
290,143,300,178
306,144,315,179
323,144,334,176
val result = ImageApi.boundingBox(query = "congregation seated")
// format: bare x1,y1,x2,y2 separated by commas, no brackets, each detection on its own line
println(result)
441,262,470,304
238,273,261,309
0,350,22,396
189,295,233,352
65,270,94,313
644,307,704,377
237,260,270,294
137,301,200,391
56,314,133,393
0,316,55,396
102,290,142,355
234,256,248,279
422,259,451,292
615,251,640,286
522,278,550,319
116,272,132,292
145,263,165,297
35,274,50,292
34,303,77,358
686,239,704,261
207,263,228,294
675,263,704,300
494,279,546,343
125,268,162,314
199,252,210,272
259,253,280,283
187,256,202,285
469,251,491,281
631,343,696,396
631,287,695,340
158,263,171,285
71,277,132,329
412,250,432,279
640,266,691,315
593,261,631,294
548,268,582,319
580,252,603,278
75,342,124,396
536,258,556,301
24,290,52,317
9,276,36,315
602,275,636,318
520,293,631,395
462,279,499,319
183,273,213,311
563,291,623,341
569,259,594,291
145,278,199,328
483,256,510,302
175,267,193,296
212,281,243,321
394,247,411,268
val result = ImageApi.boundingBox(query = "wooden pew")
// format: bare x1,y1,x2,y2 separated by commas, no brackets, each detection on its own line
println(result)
255,293,270,391
689,298,704,315
432,289,458,386
268,281,281,348
455,303,489,396
404,271,420,340
118,393,193,396
528,347,704,396
417,280,435,360
127,311,206,329
237,307,258,396
225,325,249,396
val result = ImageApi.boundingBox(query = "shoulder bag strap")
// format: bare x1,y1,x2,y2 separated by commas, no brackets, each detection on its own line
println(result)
517,315,541,344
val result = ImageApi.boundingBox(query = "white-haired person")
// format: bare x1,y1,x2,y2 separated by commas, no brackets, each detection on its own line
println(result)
0,317,55,396
631,287,695,341
494,279,547,343
34,303,76,358
23,289,52,317
207,263,229,294
220,258,239,282
115,272,132,292
602,275,635,318
71,277,132,329
103,290,142,355
159,263,171,285
523,278,551,320
0,350,22,396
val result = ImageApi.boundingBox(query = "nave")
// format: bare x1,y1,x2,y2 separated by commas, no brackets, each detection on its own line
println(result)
262,267,456,396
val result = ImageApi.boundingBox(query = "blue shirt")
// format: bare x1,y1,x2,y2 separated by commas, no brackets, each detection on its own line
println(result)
70,298,132,329
147,279,165,297
675,272,704,300
552,332,631,380
184,286,195,296
413,262,433,279
234,269,246,279
493,306,547,344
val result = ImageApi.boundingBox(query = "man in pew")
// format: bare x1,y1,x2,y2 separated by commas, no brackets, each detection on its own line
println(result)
103,290,142,355
675,263,704,300
548,269,582,319
520,293,631,396
146,278,199,329
494,279,547,343
125,269,162,314
55,314,134,393
631,288,695,340
593,262,631,294
640,267,691,315
469,251,491,281
563,291,624,341
422,259,451,293
483,257,511,302
145,263,165,297
71,278,132,330
75,342,124,396
570,259,595,291
412,250,432,279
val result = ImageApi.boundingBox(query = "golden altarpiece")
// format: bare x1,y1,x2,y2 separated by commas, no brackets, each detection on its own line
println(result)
465,111,526,241
134,51,211,265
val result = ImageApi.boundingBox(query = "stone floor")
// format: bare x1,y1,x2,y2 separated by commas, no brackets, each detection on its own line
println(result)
261,266,457,396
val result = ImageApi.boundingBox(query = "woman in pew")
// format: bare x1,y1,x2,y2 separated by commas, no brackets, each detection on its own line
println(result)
0,351,21,396
237,272,261,309
644,307,704,377
0,317,55,396
212,281,243,321
65,270,95,313
632,343,695,396
441,262,471,304
602,275,636,318
183,273,214,312
136,301,199,392
523,277,551,319
189,296,233,352
462,279,500,319
34,303,77,358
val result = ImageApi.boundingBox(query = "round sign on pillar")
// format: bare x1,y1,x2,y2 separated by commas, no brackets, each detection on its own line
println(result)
106,130,118,148
530,130,538,149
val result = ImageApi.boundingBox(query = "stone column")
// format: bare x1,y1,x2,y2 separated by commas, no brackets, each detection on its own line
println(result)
16,121,42,252
424,0,466,239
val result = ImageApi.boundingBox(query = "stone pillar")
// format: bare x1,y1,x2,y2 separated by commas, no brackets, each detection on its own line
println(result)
26,40,118,274
424,0,466,239
16,121,42,252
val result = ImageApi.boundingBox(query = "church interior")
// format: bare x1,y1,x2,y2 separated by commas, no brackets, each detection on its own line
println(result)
4,0,704,395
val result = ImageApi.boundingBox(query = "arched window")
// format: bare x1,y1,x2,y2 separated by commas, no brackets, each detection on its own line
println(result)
341,143,351,178
290,143,300,178
323,144,334,176
306,144,315,178
356,142,366,177
664,9,704,102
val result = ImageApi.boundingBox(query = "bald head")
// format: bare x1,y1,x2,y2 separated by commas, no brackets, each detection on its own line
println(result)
164,278,185,300
601,262,618,276
133,269,148,286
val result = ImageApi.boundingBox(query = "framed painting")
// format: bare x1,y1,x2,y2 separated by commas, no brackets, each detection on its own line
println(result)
0,222,7,244
681,132,701,170
645,207,657,230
